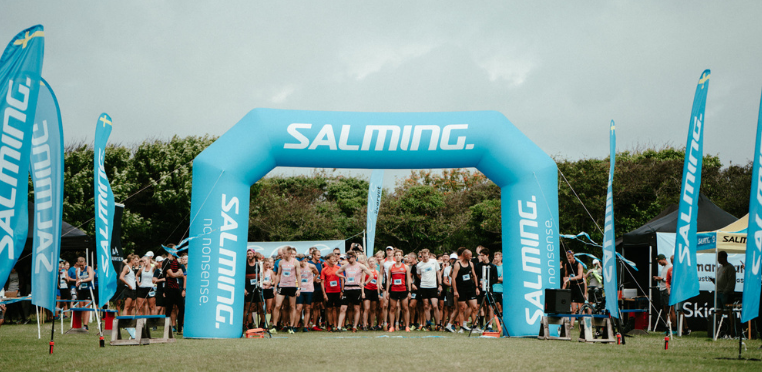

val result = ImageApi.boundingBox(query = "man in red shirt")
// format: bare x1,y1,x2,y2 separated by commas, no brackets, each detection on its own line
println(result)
321,253,342,331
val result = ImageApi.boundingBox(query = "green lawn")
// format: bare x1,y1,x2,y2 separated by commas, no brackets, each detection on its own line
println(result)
1,323,760,371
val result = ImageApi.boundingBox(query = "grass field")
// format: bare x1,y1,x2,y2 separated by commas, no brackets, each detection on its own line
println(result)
1,323,761,371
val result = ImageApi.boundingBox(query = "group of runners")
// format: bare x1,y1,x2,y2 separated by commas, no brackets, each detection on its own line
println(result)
56,245,189,333
242,244,504,334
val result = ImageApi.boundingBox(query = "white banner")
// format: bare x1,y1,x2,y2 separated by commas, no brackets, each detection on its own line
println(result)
656,232,745,292
247,240,345,258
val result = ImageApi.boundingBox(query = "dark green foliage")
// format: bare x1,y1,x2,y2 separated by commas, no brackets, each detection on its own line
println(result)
54,140,751,258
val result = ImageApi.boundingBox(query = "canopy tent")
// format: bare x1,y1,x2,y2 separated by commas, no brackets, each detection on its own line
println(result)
696,214,748,254
22,202,92,252
621,194,738,293
620,194,738,332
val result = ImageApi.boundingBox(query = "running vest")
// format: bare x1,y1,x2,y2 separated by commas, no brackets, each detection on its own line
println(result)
390,264,407,292
123,266,136,290
344,264,363,289
279,260,297,287
138,267,154,288
364,270,379,291
300,265,314,292
78,266,93,290
262,270,273,289
59,270,68,289
454,261,475,292
245,260,262,287
564,261,583,287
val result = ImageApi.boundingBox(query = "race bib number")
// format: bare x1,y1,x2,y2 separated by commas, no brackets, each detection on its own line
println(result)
347,277,355,283
330,280,338,287
370,279,377,284
462,274,470,281
79,283,88,290
250,279,258,286
411,293,417,299
393,279,402,285
301,278,309,283
426,267,433,272
283,270,291,277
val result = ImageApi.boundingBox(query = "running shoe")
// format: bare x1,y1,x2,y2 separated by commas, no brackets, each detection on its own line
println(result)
352,327,357,333
445,324,455,333
457,328,464,334
409,325,417,331
405,326,411,332
270,327,278,334
461,325,471,332
302,327,310,333
288,328,295,334
311,325,322,331
84,325,89,331
388,326,395,332
422,326,429,332
472,328,484,334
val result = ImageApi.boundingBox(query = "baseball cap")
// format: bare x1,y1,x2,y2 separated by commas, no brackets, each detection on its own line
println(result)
156,257,165,262
145,251,154,258
385,246,393,251
656,254,666,260
592,259,600,265
449,253,457,259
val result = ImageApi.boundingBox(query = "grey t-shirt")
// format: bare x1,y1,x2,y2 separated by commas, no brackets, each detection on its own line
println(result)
716,262,736,295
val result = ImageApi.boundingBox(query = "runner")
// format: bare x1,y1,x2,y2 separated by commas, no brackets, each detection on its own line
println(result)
271,246,302,334
406,253,421,330
57,261,71,318
153,256,166,315
321,253,342,331
261,258,275,328
119,254,139,316
385,249,412,332
243,248,263,330
492,252,504,316
380,246,395,330
296,258,319,332
136,256,155,315
362,257,382,330
447,248,479,333
416,249,442,331
335,251,373,332
307,247,325,331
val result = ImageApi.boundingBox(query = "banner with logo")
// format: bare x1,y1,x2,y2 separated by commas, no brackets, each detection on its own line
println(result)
670,70,711,306
603,120,618,318
743,90,762,323
657,232,744,292
30,78,64,312
365,169,384,256
0,25,44,289
247,240,345,258
94,113,116,307
186,109,558,338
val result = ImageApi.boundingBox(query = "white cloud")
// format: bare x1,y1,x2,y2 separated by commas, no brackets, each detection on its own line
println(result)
270,85,297,104
341,43,436,81
475,54,535,86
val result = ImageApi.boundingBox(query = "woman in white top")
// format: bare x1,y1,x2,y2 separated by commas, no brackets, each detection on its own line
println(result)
136,257,156,315
120,254,139,315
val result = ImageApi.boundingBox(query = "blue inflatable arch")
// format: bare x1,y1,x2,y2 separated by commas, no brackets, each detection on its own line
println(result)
186,108,559,338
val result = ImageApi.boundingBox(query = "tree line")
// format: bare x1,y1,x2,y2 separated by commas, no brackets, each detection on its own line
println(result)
48,136,752,257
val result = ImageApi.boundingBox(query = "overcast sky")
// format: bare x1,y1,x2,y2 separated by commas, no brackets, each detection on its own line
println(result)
3,1,762,187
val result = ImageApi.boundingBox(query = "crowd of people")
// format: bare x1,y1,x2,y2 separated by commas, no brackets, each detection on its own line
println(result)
50,243,189,333
240,243,505,335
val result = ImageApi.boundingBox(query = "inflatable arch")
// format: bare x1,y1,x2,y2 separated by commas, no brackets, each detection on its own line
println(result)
185,109,559,338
